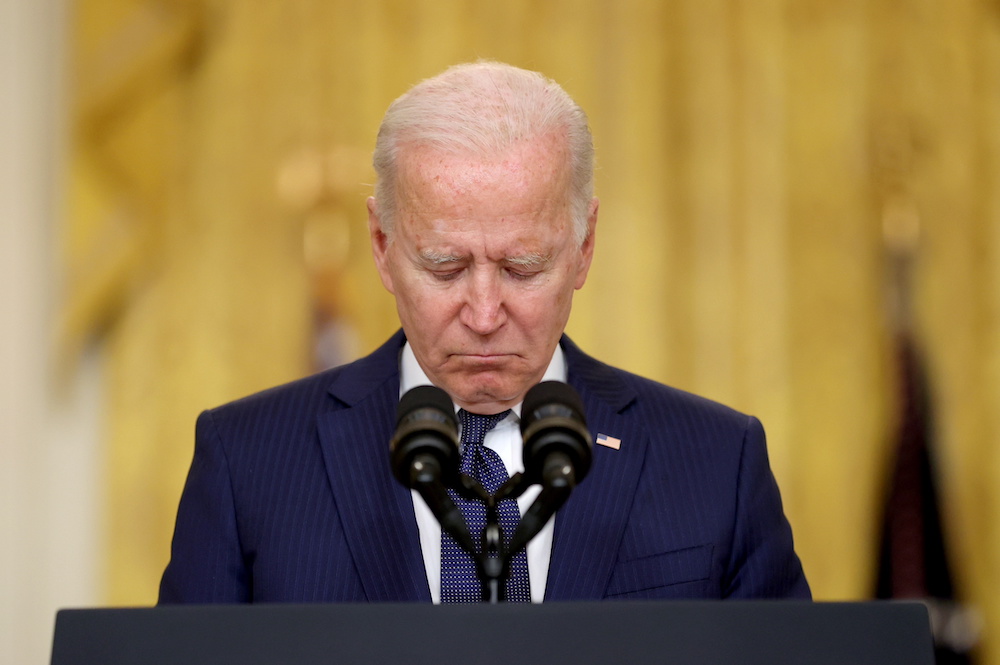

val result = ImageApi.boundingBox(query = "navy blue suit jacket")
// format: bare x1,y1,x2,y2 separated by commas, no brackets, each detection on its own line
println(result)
159,331,809,602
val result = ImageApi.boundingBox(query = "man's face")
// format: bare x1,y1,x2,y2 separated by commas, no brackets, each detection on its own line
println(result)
368,134,598,414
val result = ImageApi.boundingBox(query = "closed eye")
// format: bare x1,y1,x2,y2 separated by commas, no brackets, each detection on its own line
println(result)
505,267,540,281
430,268,463,282
418,250,465,282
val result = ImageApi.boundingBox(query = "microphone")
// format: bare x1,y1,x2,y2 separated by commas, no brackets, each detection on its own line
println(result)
390,385,477,556
390,385,460,489
505,381,592,558
520,381,593,490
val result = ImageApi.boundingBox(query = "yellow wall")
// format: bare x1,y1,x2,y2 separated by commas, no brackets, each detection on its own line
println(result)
66,1,1000,662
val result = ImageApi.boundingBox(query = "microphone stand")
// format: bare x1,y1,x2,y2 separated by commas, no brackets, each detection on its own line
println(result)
452,463,577,603
395,382,591,604
449,475,508,603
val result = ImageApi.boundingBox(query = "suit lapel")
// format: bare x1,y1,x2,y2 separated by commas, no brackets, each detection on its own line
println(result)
316,332,431,602
314,332,645,602
544,337,650,600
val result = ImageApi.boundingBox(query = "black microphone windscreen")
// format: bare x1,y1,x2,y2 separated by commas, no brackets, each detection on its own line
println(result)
397,385,455,426
520,380,592,486
522,381,586,428
392,385,459,489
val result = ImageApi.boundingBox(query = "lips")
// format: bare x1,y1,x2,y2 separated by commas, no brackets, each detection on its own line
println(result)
452,353,516,366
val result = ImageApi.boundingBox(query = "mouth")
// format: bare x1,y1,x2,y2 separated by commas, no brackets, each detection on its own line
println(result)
452,353,516,365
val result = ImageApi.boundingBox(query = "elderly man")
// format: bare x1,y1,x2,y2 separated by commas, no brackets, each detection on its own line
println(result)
159,61,809,604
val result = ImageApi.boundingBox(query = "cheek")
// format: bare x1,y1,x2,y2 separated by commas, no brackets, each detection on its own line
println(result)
514,285,574,329
396,282,460,326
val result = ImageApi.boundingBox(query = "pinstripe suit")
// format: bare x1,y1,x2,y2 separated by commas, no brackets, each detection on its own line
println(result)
159,330,809,603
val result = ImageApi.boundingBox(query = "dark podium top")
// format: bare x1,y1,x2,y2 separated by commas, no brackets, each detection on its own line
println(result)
51,601,933,665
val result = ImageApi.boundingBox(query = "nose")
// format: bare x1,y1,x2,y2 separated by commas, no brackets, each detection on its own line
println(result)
459,269,506,335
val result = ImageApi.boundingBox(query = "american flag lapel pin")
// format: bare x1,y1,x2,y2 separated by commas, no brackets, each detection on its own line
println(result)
596,433,622,450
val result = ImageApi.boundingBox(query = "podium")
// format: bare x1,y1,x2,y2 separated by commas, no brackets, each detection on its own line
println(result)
51,601,933,665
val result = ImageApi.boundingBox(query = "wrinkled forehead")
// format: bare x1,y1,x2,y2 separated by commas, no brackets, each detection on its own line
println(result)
394,136,574,214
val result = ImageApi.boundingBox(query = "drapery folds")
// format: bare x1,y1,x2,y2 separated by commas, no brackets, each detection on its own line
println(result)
65,3,1000,663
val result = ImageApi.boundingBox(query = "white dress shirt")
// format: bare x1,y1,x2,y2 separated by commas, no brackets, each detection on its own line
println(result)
400,342,565,603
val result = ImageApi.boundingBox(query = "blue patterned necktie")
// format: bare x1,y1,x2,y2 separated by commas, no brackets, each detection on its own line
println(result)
440,409,531,603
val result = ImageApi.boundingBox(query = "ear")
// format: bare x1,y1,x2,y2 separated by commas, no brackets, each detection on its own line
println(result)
574,197,599,290
368,196,395,294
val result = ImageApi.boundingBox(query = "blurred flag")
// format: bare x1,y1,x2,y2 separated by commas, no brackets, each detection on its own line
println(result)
874,331,978,664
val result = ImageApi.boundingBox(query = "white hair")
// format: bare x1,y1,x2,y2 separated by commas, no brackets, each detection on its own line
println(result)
372,61,595,244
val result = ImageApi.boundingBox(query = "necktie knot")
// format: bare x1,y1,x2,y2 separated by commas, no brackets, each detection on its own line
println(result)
458,409,512,446
456,409,512,494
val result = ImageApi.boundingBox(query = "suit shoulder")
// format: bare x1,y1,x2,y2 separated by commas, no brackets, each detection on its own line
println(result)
202,331,404,425
592,364,767,480
192,371,335,461
580,347,747,412
625,368,751,424
207,359,390,435
204,367,337,421
574,352,758,444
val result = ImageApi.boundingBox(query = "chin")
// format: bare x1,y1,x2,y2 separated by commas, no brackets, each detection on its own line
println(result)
451,382,522,409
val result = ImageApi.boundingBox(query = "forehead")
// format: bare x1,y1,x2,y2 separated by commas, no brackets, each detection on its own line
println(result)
394,135,573,219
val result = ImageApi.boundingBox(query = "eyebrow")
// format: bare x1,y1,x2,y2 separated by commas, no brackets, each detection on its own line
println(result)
418,249,463,265
417,249,552,269
505,252,551,268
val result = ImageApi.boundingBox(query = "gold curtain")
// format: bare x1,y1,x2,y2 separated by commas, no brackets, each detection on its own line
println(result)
66,1,1000,661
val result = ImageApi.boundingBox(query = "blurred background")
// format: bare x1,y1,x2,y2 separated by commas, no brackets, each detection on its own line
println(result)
3,0,999,663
